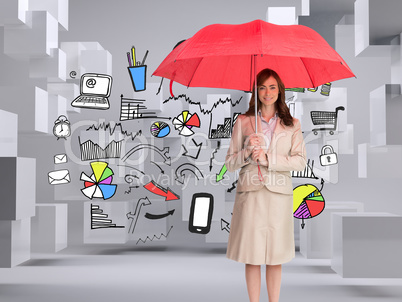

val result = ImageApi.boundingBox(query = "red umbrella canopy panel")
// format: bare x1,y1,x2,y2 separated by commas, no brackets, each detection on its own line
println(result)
153,20,355,91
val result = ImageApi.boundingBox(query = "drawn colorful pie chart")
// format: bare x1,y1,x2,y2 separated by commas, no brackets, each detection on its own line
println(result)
293,184,325,219
172,110,200,136
80,161,117,200
150,122,170,138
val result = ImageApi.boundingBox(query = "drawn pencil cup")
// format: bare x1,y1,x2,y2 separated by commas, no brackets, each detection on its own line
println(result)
128,65,147,92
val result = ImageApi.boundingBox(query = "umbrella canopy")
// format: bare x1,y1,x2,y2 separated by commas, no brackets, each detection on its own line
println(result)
153,19,355,91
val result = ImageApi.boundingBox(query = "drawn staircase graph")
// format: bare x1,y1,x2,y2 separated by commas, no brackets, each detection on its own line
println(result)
91,204,125,229
209,112,240,139
291,159,318,179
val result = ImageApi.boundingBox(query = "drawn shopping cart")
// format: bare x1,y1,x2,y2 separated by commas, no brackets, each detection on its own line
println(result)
310,106,345,135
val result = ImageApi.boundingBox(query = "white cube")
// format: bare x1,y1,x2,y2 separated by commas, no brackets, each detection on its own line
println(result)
29,0,69,30
300,201,364,259
0,86,49,134
80,50,112,75
4,11,58,58
0,157,36,220
31,204,68,253
0,110,18,157
29,48,67,82
0,0,28,25
0,218,31,267
331,212,402,277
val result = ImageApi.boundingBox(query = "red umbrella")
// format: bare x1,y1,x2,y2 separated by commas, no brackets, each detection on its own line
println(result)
153,19,355,92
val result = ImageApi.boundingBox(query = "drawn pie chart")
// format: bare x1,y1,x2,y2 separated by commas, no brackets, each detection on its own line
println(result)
150,122,170,138
293,184,325,219
80,161,117,200
172,111,200,136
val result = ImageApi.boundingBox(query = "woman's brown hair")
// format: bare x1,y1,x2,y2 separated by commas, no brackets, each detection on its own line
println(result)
245,68,294,127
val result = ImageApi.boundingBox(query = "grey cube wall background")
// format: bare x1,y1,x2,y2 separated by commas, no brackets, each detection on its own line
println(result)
1,0,402,274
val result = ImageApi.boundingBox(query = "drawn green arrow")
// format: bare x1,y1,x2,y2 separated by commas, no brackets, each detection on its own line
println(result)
216,164,227,182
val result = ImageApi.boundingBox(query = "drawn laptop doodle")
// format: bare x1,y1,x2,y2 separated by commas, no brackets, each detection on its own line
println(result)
71,73,113,109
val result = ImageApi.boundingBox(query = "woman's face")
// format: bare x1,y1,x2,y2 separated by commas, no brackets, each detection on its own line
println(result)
258,76,279,107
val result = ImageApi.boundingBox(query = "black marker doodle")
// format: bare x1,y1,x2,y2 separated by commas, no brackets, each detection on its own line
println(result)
209,111,240,139
136,225,173,245
86,122,142,141
48,169,71,185
227,179,238,193
91,204,125,229
122,144,171,166
221,218,231,233
189,193,214,234
175,163,204,184
78,137,123,161
120,94,171,121
126,197,151,234
124,174,140,194
71,73,112,110
117,164,145,176
319,145,338,166
291,159,318,179
182,138,202,159
311,106,345,135
209,141,221,171
144,209,175,220
163,94,243,115
54,154,67,164
53,115,71,140
150,161,164,174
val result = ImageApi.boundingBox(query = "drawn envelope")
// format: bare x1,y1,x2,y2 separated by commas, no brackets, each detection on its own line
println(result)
54,153,68,164
48,169,71,185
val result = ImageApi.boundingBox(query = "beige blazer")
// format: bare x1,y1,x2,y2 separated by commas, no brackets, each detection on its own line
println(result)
225,114,307,195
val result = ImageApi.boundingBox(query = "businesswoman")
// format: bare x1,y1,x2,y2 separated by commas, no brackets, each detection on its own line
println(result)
225,69,306,302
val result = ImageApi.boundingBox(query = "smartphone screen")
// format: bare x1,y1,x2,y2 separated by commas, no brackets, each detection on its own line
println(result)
189,193,214,234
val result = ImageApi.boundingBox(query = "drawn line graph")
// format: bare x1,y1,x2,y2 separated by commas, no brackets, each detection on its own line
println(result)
86,122,142,141
163,94,243,115
136,225,173,245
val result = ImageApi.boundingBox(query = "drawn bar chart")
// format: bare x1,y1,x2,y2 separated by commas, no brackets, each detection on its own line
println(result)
209,112,239,139
120,94,170,121
91,204,124,229
210,117,231,139
79,138,122,161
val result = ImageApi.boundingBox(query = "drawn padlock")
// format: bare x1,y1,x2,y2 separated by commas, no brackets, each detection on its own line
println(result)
320,145,338,166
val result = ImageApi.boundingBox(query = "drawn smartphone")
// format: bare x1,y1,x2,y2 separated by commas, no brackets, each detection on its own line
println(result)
188,193,214,234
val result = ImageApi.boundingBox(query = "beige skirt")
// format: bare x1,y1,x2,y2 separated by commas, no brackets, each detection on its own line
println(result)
226,186,295,265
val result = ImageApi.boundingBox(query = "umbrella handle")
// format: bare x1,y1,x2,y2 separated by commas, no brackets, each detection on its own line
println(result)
169,79,174,97
253,55,258,134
